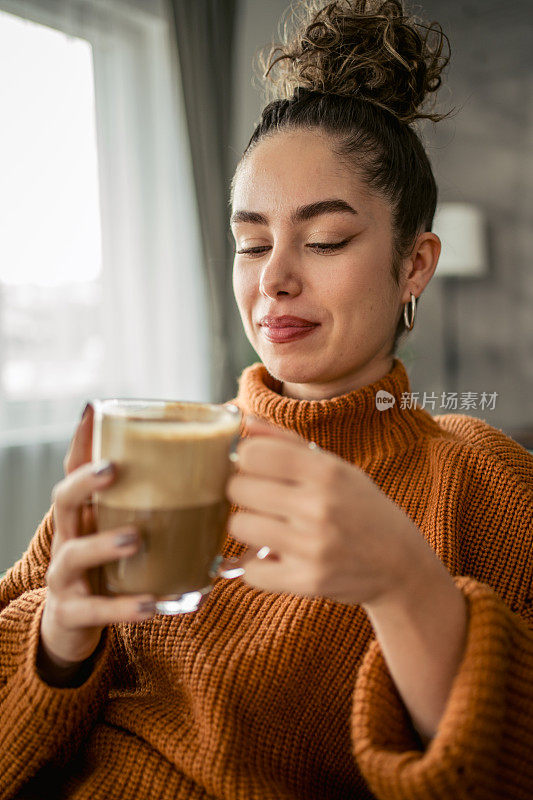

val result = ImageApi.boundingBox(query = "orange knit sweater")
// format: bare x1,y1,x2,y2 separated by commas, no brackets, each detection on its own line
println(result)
1,358,532,800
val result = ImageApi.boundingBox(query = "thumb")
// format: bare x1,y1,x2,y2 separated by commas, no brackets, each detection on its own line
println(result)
63,403,94,476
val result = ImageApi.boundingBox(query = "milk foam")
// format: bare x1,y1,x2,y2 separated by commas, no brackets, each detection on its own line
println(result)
93,402,241,510
101,417,239,440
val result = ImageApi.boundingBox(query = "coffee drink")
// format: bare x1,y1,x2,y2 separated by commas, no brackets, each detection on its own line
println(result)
91,400,241,612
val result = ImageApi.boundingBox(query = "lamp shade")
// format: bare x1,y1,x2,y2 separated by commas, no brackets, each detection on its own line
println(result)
432,202,487,278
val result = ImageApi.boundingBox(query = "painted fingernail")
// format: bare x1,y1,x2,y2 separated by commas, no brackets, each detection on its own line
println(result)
114,530,138,548
92,460,114,477
80,402,92,421
137,600,156,615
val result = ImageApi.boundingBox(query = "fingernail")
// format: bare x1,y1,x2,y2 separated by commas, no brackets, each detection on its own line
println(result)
114,529,138,547
92,459,114,477
137,600,156,615
80,402,92,421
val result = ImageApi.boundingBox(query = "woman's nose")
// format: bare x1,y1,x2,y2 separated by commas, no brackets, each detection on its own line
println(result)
259,246,302,299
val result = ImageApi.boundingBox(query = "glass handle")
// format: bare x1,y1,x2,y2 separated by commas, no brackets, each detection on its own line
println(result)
210,554,245,579
209,546,272,580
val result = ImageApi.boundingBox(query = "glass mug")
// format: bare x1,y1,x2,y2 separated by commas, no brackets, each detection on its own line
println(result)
90,398,246,614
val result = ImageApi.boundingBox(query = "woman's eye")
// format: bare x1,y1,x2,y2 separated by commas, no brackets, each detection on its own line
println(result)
236,239,350,256
308,240,349,253
235,246,270,256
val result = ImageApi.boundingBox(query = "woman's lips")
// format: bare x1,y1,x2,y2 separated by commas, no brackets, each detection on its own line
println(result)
260,324,319,343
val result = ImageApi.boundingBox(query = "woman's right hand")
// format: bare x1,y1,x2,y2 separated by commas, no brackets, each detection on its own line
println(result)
39,406,156,680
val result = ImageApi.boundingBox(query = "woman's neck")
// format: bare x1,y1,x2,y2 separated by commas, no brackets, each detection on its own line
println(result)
279,356,395,401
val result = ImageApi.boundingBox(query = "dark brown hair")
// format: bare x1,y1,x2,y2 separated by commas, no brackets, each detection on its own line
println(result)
231,0,451,355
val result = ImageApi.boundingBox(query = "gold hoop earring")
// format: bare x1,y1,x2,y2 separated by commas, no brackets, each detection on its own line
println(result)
403,292,416,331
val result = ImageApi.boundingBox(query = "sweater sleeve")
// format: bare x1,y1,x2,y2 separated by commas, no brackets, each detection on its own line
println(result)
352,576,533,800
0,505,55,606
351,429,533,800
0,507,114,800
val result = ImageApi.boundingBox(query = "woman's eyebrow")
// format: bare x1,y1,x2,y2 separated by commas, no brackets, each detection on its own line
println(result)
230,198,358,226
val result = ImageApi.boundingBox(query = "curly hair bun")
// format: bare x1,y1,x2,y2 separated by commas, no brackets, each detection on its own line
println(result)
259,0,450,124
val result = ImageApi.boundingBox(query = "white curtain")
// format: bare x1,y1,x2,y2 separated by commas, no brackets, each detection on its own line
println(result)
0,0,210,572
88,0,210,399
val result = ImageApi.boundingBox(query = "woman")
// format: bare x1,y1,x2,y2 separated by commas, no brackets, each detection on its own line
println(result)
1,1,532,799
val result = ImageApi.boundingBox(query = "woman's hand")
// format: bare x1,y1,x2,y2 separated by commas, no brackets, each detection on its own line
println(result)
226,416,437,608
39,406,156,680
227,416,468,741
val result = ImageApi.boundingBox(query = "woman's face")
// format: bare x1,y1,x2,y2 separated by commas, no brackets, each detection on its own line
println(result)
230,129,413,399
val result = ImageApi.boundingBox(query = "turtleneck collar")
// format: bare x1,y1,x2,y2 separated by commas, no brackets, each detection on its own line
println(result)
233,358,439,464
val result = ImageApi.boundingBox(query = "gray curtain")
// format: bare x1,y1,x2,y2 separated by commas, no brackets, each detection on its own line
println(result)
168,0,255,403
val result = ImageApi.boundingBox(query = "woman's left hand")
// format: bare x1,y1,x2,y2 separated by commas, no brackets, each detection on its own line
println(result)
225,415,432,608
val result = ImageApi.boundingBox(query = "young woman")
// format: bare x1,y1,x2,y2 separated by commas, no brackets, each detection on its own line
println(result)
1,2,532,799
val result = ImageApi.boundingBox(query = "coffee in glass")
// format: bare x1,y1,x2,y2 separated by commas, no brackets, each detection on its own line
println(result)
91,399,243,614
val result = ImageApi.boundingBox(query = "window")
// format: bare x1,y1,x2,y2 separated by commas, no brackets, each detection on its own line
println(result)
0,0,209,444
0,0,209,574
0,10,104,438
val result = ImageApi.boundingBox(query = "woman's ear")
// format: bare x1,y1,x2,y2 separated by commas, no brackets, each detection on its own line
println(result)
401,232,441,302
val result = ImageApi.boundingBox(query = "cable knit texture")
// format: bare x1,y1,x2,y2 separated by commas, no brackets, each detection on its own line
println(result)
1,358,532,799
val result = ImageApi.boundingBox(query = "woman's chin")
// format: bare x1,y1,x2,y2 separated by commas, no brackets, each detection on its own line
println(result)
260,355,326,386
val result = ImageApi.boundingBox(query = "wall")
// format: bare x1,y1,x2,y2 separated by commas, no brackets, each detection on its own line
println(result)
231,0,533,437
